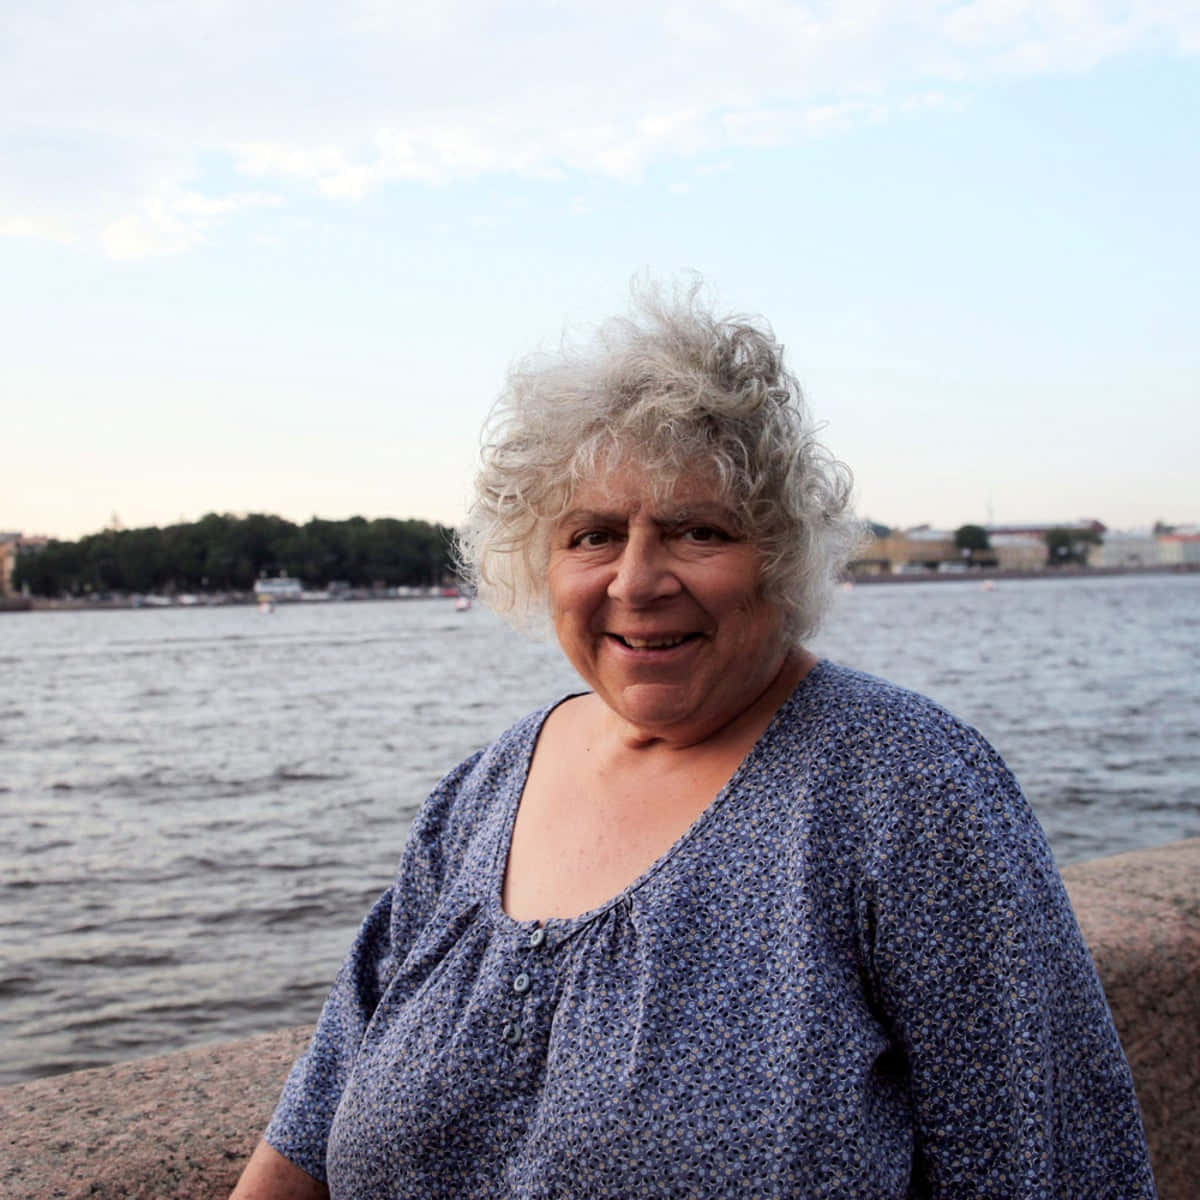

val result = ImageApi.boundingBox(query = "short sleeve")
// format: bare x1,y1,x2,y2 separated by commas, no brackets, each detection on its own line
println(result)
262,748,486,1182
861,739,1156,1198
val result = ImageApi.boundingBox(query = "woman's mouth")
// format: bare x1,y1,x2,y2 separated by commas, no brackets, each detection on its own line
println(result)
612,634,696,650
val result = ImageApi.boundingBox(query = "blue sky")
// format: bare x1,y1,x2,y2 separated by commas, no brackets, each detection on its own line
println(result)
4,1,1197,540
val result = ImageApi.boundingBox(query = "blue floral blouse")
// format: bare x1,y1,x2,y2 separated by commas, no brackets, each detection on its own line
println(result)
265,661,1155,1197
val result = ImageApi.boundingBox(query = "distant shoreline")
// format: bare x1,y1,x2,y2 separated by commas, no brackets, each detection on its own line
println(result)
4,562,1196,614
7,591,454,614
846,562,1200,586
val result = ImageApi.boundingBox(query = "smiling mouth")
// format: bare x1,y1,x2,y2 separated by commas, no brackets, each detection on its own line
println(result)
612,634,697,650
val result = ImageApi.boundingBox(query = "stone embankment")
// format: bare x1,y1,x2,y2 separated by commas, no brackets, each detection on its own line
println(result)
3,838,1197,1199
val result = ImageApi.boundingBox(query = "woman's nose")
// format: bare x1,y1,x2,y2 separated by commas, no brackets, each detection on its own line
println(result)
607,534,681,605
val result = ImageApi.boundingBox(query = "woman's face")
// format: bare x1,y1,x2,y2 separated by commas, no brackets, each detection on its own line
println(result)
546,463,793,746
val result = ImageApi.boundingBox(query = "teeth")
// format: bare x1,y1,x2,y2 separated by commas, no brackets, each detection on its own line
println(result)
620,635,688,649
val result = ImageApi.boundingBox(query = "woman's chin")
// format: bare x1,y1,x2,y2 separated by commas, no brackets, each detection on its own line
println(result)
601,681,719,743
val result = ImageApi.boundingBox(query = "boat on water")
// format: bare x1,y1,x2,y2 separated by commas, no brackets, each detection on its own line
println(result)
253,576,303,603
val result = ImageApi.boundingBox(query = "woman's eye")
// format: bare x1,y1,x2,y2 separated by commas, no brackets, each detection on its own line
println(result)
683,526,722,543
573,530,611,548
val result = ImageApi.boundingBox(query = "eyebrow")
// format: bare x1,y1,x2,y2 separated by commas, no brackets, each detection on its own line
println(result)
556,503,738,528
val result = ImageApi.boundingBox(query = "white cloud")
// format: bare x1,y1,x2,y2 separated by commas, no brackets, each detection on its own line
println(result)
3,1,1196,257
173,191,282,218
0,216,76,244
98,186,283,261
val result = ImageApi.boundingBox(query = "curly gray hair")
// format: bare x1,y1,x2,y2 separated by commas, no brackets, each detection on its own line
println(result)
457,279,858,640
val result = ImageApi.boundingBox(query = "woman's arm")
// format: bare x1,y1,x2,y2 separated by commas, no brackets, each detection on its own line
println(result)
239,747,495,1192
864,745,1156,1196
229,1140,329,1200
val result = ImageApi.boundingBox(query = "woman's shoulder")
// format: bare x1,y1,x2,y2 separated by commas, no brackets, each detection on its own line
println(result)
786,658,997,764
778,659,1035,847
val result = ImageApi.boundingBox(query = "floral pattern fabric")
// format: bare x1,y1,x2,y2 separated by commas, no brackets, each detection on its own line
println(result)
265,660,1155,1198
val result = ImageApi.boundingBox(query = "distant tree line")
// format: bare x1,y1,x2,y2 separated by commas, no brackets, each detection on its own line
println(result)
953,524,991,553
14,513,456,597
1043,526,1102,565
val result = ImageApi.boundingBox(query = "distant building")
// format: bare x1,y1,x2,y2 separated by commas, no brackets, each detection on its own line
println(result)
850,527,961,575
0,532,47,596
987,520,1107,568
1157,533,1200,565
989,534,1046,571
1090,532,1160,569
253,575,303,601
0,533,20,596
845,530,890,575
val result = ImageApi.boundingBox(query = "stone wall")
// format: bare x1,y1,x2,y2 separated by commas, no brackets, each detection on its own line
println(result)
1,1026,313,1200
3,838,1197,1199
1061,837,1198,1199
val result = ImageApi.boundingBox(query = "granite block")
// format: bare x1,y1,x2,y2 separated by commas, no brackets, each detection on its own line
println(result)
1062,837,1200,1200
0,1026,312,1199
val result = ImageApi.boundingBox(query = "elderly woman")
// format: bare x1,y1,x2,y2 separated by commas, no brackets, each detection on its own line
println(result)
232,286,1154,1198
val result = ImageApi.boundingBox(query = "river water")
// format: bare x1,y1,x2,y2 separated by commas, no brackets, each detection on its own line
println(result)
2,573,1197,1084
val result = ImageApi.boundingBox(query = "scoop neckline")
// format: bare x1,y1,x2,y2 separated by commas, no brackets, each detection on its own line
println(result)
486,658,829,939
